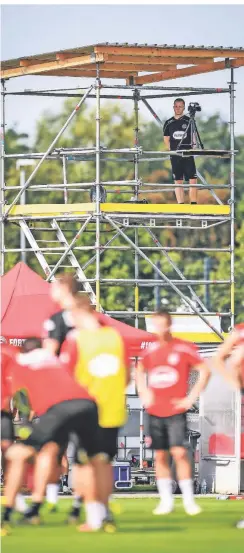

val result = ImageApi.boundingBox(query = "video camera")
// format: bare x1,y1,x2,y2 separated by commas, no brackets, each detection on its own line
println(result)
188,102,201,117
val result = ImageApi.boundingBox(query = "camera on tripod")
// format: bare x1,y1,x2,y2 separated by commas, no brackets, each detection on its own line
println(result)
188,102,201,117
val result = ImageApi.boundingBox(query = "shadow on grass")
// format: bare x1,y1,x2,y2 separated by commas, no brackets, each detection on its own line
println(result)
118,526,185,533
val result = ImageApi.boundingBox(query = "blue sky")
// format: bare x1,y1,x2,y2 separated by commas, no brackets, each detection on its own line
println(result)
1,4,244,141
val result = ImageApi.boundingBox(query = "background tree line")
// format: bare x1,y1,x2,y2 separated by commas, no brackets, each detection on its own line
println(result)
4,100,244,324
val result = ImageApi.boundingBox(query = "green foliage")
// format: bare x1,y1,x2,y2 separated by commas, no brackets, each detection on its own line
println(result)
3,101,244,321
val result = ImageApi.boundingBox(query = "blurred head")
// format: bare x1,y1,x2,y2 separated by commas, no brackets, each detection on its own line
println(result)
152,309,172,338
21,337,42,353
173,98,185,117
50,274,80,310
71,296,99,330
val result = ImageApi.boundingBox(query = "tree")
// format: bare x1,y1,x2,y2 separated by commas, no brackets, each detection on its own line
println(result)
3,102,244,321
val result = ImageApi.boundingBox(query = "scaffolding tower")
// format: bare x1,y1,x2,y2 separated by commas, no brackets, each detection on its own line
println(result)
1,43,244,476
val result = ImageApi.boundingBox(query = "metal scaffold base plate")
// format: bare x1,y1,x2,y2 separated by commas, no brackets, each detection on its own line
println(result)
5,203,231,218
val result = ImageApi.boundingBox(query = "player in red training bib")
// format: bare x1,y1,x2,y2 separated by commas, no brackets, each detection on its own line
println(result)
1,344,17,453
136,309,210,516
2,338,104,534
214,323,244,530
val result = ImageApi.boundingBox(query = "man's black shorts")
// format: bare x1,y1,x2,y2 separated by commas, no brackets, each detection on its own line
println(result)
23,399,100,462
1,411,14,442
99,427,119,461
149,413,188,450
170,155,197,181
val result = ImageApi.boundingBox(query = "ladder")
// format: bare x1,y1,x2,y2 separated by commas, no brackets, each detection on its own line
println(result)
19,219,98,307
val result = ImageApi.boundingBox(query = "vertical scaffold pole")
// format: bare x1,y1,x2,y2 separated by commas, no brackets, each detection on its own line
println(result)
230,68,240,493
229,69,235,330
0,80,6,276
95,65,101,311
134,89,140,325
134,89,144,469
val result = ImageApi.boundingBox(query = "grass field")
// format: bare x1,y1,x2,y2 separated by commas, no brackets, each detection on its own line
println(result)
2,498,244,553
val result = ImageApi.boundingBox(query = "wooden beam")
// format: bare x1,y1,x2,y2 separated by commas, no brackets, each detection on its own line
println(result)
35,70,138,79
104,55,214,65
1,53,105,79
95,45,244,59
132,59,244,85
71,63,177,72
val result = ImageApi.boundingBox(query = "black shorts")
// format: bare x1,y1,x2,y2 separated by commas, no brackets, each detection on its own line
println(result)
1,411,14,442
149,413,188,451
170,155,197,181
99,427,119,461
23,399,100,462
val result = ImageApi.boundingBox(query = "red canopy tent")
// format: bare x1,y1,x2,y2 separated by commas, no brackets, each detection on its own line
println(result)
1,262,156,356
1,262,60,344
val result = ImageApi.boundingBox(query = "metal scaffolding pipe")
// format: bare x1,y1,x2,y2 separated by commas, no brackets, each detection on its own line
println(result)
95,66,101,311
229,69,235,330
0,80,6,275
4,85,94,219
104,215,225,340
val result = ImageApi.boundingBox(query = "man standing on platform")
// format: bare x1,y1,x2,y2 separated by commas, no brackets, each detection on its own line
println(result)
136,309,210,516
163,98,198,205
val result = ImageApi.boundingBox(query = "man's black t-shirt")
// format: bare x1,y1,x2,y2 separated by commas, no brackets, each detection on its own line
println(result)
43,310,74,354
163,115,191,151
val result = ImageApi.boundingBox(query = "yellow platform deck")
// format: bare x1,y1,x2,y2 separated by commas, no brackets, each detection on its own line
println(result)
6,203,230,218
172,332,227,343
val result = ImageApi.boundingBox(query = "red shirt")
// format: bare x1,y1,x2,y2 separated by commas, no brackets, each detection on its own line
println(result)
13,349,92,416
0,344,18,410
236,323,244,344
142,337,202,417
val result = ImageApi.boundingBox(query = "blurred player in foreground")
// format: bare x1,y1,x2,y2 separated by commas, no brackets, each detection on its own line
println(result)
61,295,131,530
1,344,28,514
136,309,210,516
1,338,105,535
42,275,81,507
214,322,244,530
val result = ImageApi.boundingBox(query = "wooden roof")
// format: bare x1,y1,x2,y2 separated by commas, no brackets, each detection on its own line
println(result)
2,43,244,84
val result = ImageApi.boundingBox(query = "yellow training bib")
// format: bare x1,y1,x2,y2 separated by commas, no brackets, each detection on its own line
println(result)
74,326,127,428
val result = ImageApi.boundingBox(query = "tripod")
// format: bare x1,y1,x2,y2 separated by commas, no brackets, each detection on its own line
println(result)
177,112,204,151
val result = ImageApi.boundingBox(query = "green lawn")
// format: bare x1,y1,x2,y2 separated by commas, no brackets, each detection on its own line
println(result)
2,498,244,553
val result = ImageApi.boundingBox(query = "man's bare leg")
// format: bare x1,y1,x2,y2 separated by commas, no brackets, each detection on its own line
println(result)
171,446,201,515
175,181,185,204
153,450,174,514
32,442,59,504
2,444,35,527
73,461,104,532
189,179,197,203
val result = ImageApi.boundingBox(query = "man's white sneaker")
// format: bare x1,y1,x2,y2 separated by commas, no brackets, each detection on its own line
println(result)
236,519,244,529
184,503,202,516
153,502,174,516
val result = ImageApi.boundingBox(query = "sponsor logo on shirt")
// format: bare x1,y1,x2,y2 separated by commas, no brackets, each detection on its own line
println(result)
173,131,186,140
167,353,180,365
0,336,7,344
148,366,179,389
88,354,120,378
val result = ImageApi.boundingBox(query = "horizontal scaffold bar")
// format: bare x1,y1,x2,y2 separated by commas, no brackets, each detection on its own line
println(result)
4,203,231,218
4,148,235,160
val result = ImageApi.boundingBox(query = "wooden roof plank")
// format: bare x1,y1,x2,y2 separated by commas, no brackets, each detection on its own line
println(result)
1,53,105,79
104,55,215,65
133,59,244,85
71,63,177,72
35,70,138,78
95,45,244,58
